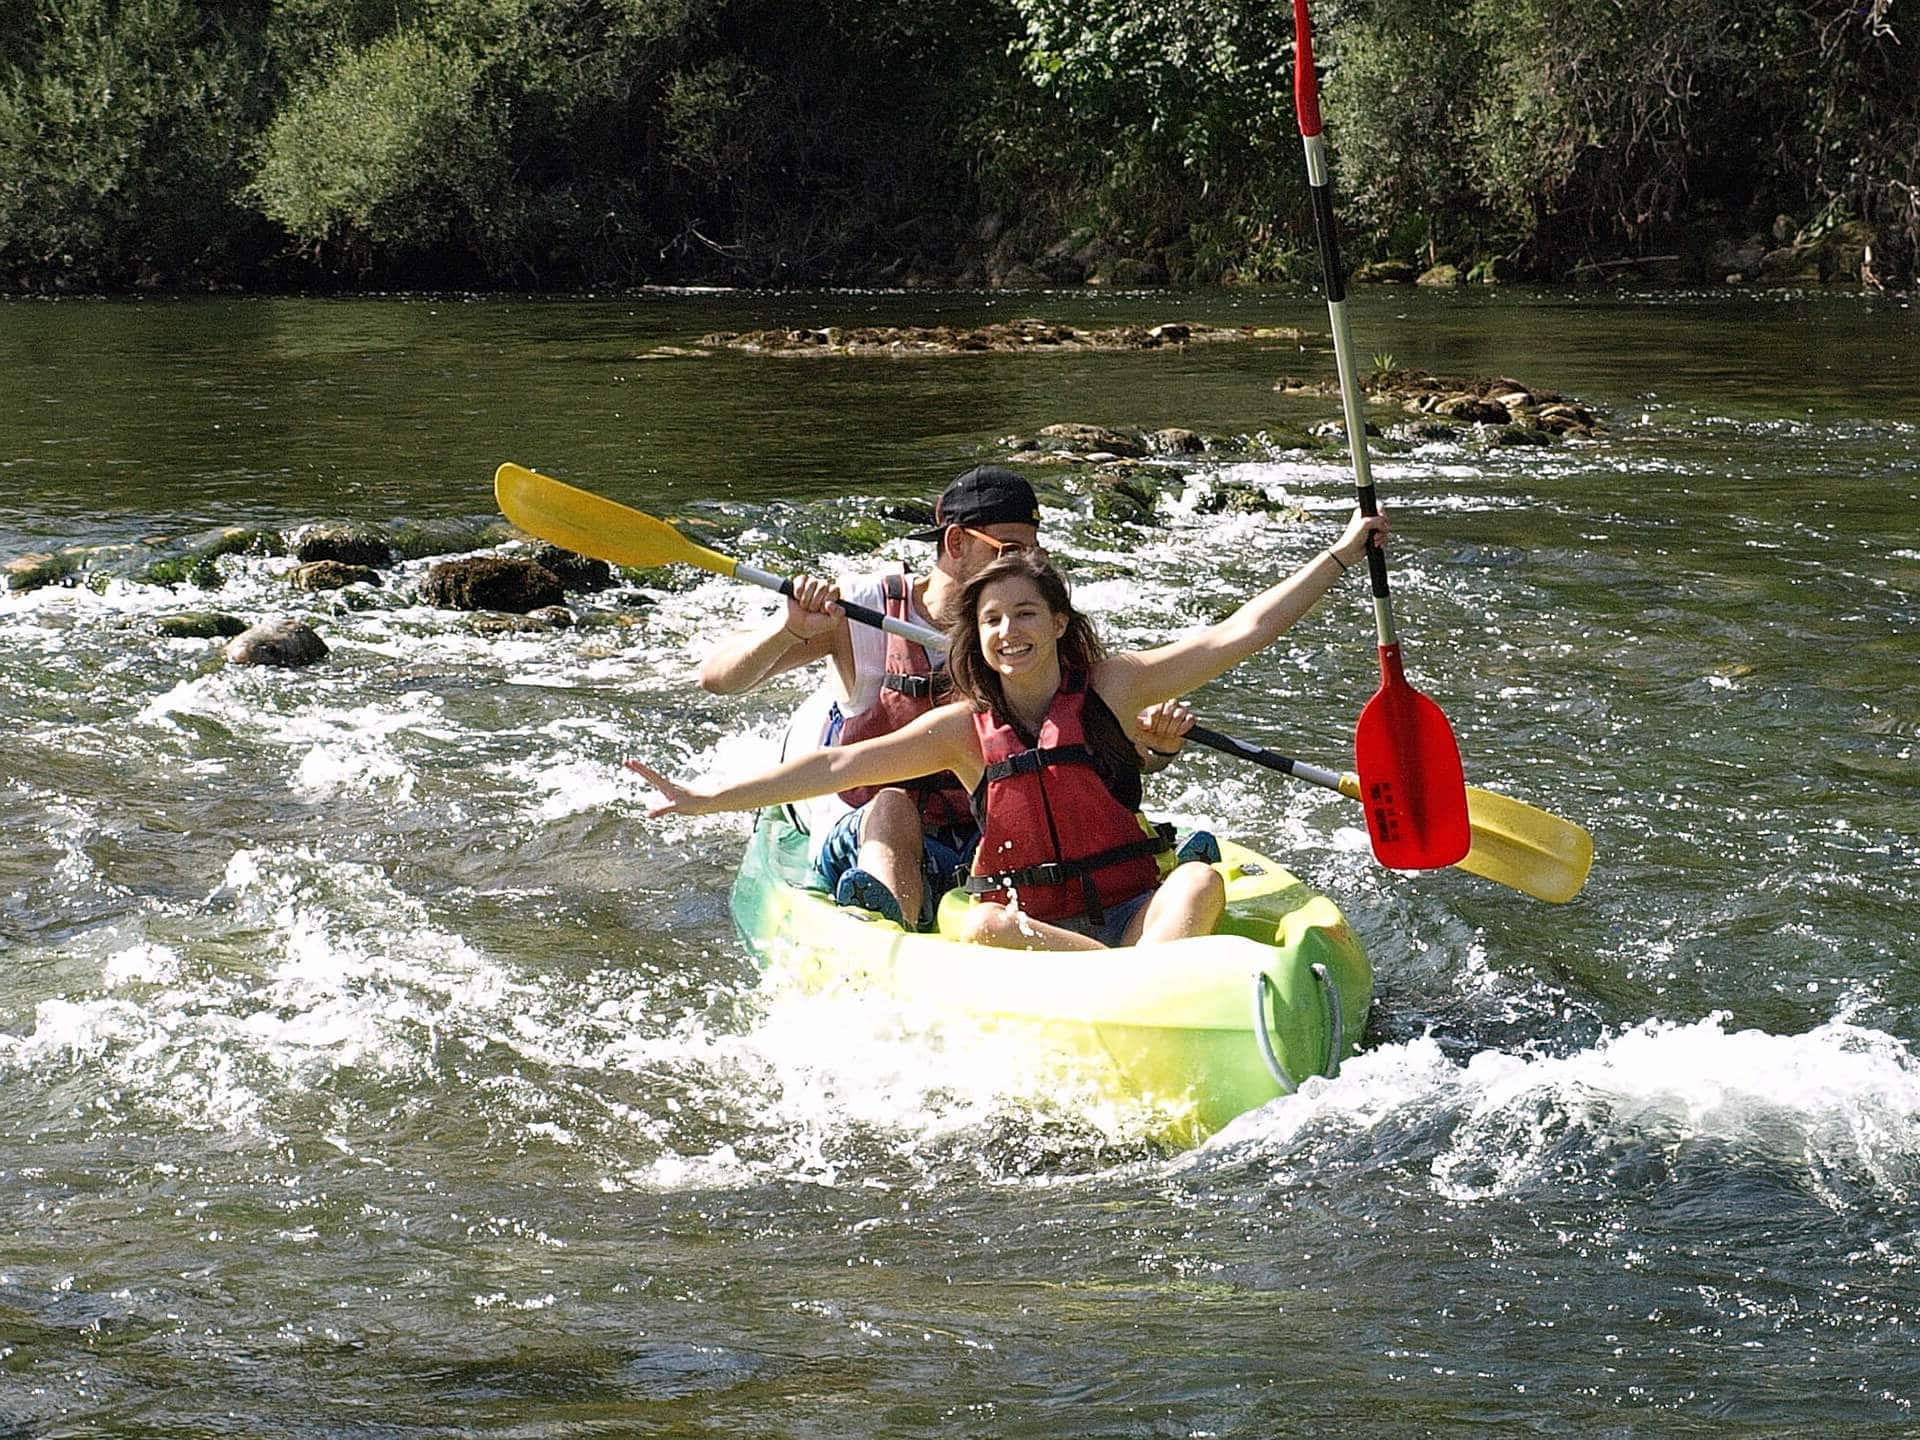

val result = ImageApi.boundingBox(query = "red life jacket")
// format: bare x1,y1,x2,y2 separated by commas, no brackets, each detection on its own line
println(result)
834,572,975,830
964,671,1172,924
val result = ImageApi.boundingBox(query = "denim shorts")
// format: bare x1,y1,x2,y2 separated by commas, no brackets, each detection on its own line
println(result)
1047,885,1157,947
812,805,979,930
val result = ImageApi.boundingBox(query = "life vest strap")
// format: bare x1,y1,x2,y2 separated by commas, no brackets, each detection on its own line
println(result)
979,744,1097,784
963,825,1173,898
880,672,951,699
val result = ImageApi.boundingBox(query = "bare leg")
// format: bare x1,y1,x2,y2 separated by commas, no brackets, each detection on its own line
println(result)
855,787,927,927
957,901,1105,952
1122,862,1226,946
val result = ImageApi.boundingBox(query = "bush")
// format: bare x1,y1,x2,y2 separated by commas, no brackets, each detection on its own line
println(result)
0,0,273,286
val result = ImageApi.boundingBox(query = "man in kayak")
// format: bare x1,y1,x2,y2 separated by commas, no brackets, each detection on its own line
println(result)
641,510,1383,950
696,465,1047,933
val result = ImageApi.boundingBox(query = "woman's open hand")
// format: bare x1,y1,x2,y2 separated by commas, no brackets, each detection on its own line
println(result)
622,758,713,818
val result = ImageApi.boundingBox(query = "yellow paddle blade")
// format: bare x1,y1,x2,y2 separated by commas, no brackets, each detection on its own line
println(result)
1336,772,1593,903
493,463,739,578
1452,785,1595,903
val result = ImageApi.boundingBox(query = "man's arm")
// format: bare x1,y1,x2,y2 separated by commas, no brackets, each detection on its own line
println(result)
697,573,845,695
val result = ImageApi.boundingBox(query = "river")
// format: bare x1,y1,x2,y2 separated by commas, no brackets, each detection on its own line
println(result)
2,285,1917,1433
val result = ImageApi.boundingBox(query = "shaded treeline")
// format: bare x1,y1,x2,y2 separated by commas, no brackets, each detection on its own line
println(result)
2,0,1913,291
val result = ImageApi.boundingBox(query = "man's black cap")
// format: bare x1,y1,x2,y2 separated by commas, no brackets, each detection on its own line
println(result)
909,466,1040,541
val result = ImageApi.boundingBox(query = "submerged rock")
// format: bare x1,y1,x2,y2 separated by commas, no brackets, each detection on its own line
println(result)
526,543,614,593
421,557,565,613
226,617,328,668
387,517,519,560
1281,368,1604,442
684,317,1316,359
291,560,383,591
1037,423,1146,458
474,609,572,635
1143,428,1207,456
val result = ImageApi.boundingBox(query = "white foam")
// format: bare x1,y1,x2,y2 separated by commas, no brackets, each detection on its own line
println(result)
1200,1015,1920,1207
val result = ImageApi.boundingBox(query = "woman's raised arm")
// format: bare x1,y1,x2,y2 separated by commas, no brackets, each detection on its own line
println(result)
1095,509,1386,717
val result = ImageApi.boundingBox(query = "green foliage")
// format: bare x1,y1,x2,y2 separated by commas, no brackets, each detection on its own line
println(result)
0,0,1916,289
1317,0,1485,256
251,27,488,255
1318,0,1917,274
987,0,1304,276
0,0,272,286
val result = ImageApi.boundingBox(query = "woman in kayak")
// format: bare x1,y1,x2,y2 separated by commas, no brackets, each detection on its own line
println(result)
628,508,1385,950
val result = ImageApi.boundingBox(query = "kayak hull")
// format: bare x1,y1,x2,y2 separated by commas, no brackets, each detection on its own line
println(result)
728,810,1371,1144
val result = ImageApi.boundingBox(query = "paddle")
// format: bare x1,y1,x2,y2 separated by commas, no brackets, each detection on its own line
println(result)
1187,725,1592,904
1293,0,1471,870
494,463,933,646
494,462,1587,900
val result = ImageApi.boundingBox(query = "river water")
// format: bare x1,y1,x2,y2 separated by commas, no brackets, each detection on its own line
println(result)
2,286,1916,1433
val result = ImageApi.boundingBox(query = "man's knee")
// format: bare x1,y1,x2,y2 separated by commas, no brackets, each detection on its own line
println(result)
858,788,920,843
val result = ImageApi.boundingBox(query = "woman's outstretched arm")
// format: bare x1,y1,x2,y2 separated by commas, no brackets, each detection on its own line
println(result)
626,702,981,818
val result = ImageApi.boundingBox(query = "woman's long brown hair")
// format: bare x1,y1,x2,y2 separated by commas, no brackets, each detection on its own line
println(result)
945,551,1106,718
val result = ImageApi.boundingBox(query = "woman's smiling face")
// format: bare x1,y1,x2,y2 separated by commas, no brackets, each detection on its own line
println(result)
975,575,1068,676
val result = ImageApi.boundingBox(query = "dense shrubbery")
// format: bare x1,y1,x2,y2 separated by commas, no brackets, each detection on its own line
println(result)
1,0,1913,289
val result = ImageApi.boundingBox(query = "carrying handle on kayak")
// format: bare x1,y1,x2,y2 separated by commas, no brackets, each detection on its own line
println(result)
1251,963,1344,1094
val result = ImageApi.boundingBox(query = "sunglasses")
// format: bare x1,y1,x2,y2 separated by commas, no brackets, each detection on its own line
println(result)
959,526,1031,556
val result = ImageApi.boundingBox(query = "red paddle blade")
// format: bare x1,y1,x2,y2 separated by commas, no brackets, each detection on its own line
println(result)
1355,646,1471,869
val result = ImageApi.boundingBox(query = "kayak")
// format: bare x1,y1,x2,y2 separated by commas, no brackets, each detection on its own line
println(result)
728,809,1371,1144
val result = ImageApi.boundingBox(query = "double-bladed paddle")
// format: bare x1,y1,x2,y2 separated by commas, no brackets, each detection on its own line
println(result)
494,462,1590,901
494,462,931,645
1293,0,1472,870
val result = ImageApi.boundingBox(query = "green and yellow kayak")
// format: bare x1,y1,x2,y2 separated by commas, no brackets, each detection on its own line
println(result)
728,810,1371,1144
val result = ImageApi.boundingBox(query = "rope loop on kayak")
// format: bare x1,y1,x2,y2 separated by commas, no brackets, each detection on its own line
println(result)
1251,963,1344,1094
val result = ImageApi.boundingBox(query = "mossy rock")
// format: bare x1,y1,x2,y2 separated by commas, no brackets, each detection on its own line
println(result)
1489,425,1552,448
141,555,225,590
158,612,250,640
193,526,287,561
1393,421,1464,444
1353,259,1419,284
1253,426,1333,454
296,525,393,569
835,517,894,553
1089,489,1152,527
4,552,77,592
1190,482,1282,517
615,564,699,593
389,518,517,560
1143,428,1207,456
